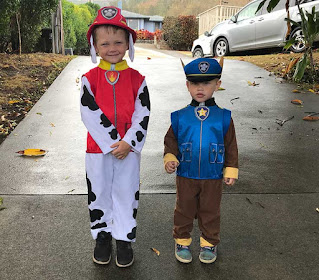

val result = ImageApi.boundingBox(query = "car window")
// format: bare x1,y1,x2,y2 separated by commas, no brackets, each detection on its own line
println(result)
237,0,262,22
260,0,287,13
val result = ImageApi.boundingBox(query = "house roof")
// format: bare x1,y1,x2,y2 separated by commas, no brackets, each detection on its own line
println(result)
122,10,149,19
149,15,164,22
122,10,163,22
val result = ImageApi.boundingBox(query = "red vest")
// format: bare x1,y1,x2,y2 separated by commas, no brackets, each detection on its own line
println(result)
84,60,144,153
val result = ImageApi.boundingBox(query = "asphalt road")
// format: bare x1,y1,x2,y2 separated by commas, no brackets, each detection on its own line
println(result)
0,46,318,280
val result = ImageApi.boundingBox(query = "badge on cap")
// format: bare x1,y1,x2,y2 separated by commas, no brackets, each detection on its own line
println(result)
198,61,210,73
195,106,209,121
101,8,118,19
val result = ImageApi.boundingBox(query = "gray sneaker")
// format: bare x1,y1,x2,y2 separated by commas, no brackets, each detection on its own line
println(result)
199,245,217,263
175,244,192,263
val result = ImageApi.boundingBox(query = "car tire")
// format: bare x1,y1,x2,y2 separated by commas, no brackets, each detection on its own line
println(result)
214,38,229,57
192,47,204,58
289,27,306,53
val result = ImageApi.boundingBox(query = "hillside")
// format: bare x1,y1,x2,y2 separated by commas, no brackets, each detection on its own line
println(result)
68,0,250,16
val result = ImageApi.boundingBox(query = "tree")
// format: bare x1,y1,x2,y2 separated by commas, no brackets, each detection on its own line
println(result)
0,0,58,53
62,0,99,54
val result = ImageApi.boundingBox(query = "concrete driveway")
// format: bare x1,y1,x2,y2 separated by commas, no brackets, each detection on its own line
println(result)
0,46,318,280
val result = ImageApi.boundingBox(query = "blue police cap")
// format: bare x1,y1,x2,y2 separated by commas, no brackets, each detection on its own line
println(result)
184,58,223,82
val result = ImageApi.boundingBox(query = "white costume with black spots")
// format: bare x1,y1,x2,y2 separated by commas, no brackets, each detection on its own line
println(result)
80,59,150,241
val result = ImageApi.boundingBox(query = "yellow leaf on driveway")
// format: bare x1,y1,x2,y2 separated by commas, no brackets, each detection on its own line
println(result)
16,149,47,156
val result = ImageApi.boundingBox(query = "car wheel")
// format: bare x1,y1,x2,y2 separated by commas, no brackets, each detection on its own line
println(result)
192,47,204,58
214,38,229,57
290,27,306,53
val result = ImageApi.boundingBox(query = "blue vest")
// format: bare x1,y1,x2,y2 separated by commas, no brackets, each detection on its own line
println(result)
171,105,231,179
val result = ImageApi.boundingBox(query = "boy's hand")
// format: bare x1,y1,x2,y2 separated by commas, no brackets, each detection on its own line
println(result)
224,177,236,186
165,161,178,174
111,141,131,160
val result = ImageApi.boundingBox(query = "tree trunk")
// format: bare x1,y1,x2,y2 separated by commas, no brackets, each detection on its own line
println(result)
16,13,22,56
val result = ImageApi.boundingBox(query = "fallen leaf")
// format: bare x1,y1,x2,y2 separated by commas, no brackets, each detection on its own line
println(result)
68,189,75,193
292,89,301,93
291,99,303,105
8,100,20,104
247,81,259,86
50,123,55,127
147,57,151,60
303,116,319,121
16,149,47,156
76,77,80,83
65,176,70,180
151,247,160,256
218,87,225,91
36,112,42,116
0,207,6,211
309,89,315,93
0,197,3,206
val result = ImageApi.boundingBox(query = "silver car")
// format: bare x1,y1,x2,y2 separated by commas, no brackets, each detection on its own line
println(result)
192,0,319,57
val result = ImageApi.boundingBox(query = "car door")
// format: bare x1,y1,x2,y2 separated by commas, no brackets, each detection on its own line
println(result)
227,0,262,51
255,0,290,48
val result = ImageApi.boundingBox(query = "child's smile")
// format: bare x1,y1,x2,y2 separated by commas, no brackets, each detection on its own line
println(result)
94,27,129,64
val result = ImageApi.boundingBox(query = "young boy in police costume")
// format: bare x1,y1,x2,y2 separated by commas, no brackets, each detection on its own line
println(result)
80,7,150,267
164,58,238,264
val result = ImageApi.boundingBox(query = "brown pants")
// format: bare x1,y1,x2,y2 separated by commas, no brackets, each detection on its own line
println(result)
173,176,223,245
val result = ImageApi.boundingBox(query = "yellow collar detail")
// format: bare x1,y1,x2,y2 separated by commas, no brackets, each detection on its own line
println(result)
98,60,129,71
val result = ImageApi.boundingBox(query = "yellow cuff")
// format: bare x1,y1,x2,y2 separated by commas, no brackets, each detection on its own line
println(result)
223,167,238,179
200,236,214,247
175,238,192,246
164,153,179,166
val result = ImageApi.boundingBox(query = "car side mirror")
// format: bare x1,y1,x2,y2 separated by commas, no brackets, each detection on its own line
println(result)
204,31,210,36
230,16,237,23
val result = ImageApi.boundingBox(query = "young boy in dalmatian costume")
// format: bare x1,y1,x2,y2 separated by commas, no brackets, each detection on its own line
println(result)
80,7,150,267
164,58,238,264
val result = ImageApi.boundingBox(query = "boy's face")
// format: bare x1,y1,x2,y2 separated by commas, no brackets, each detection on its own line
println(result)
94,26,129,64
186,79,221,103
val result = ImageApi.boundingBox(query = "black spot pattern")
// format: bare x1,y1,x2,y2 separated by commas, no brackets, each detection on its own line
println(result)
136,131,144,142
131,140,136,147
127,227,136,240
139,86,150,111
139,116,149,130
81,86,99,111
135,191,139,201
86,174,96,205
90,209,104,223
100,114,112,127
133,208,137,219
91,222,107,230
109,129,118,140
